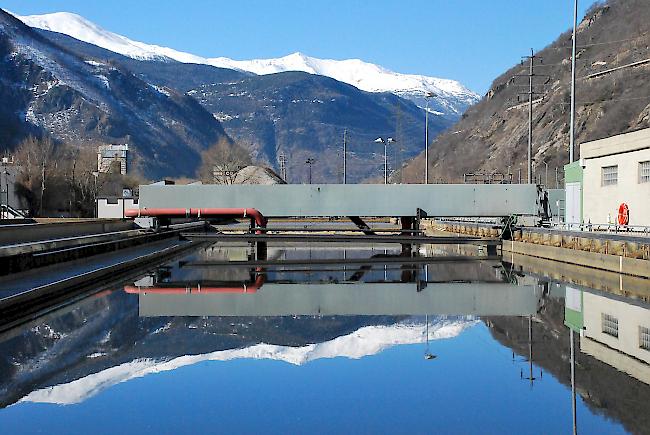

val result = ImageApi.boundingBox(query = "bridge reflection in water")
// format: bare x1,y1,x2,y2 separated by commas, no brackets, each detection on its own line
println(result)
124,244,543,317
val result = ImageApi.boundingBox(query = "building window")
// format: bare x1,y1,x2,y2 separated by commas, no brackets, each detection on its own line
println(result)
601,313,619,337
602,165,618,186
641,326,650,351
640,161,650,183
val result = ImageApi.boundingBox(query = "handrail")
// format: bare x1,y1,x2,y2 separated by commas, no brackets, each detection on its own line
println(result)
0,204,26,219
550,221,650,237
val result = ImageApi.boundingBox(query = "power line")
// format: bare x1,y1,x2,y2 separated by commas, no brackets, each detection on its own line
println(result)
557,94,650,105
547,32,650,51
512,49,551,184
342,128,347,184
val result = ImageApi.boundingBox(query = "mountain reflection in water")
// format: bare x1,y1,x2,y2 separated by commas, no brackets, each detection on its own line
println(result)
0,243,648,434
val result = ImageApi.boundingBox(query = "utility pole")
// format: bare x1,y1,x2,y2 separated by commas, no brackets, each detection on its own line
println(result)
424,92,435,184
569,0,579,164
570,329,577,435
527,49,533,184
39,158,46,216
342,128,347,184
545,162,549,187
394,103,403,184
92,171,99,218
514,49,550,184
305,158,315,184
278,152,287,182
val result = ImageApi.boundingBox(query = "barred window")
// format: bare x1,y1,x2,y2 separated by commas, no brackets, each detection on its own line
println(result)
602,166,618,186
640,326,650,351
602,313,619,337
640,161,650,183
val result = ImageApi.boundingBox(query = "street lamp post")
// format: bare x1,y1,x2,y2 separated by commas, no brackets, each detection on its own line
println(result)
2,169,8,207
1,168,8,219
424,314,435,360
424,92,435,184
374,137,396,184
305,158,315,184
92,171,99,218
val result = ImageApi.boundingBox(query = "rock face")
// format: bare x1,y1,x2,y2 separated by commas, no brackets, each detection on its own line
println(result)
402,0,650,183
233,166,286,185
0,9,232,179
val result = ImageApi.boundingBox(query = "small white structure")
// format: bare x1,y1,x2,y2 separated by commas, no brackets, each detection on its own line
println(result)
97,196,138,218
98,144,129,175
580,128,650,226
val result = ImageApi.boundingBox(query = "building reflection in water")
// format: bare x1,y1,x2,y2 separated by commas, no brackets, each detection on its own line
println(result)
565,283,650,435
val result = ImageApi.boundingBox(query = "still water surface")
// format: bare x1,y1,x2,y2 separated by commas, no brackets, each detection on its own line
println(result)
0,243,648,434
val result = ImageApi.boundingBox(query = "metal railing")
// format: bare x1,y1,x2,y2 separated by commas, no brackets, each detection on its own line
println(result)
549,221,650,237
0,204,26,220
437,217,650,237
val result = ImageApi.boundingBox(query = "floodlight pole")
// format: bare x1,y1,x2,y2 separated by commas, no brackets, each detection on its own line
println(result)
569,0,578,163
384,140,388,184
375,137,395,184
343,128,347,184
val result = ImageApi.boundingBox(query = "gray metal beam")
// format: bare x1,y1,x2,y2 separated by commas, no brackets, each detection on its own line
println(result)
138,184,542,218
180,233,502,246
137,282,541,317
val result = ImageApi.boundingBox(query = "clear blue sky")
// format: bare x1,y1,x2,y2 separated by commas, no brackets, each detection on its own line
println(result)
5,0,598,93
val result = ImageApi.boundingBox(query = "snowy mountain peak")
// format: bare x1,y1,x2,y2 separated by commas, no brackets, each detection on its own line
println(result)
12,11,480,115
11,11,205,63
207,51,479,114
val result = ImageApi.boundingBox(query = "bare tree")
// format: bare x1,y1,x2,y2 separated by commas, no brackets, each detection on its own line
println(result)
62,146,102,216
198,138,252,184
13,136,56,216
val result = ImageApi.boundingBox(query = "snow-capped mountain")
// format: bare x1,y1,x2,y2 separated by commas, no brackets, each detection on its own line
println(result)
0,9,230,179
20,319,477,405
12,11,480,115
208,53,479,115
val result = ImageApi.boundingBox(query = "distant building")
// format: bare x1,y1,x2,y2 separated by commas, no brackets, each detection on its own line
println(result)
212,163,244,184
462,172,513,184
98,144,129,175
565,128,650,226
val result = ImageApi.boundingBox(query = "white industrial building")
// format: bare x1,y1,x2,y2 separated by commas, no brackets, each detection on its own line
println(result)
97,196,139,218
566,128,650,227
